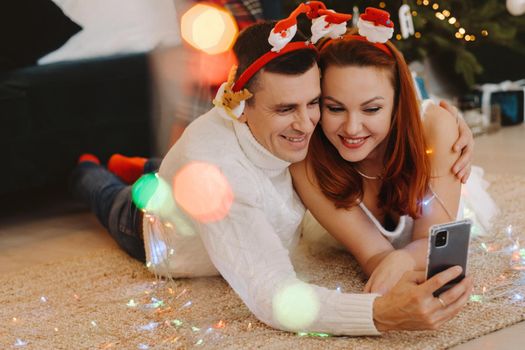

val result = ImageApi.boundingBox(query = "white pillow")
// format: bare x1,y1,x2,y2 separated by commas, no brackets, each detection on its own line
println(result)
38,0,181,64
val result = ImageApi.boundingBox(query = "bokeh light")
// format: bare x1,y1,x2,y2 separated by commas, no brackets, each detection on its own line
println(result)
132,173,196,236
14,338,28,347
298,332,330,337
190,50,237,86
470,294,483,302
272,282,320,330
510,248,525,270
139,322,159,331
173,162,234,223
181,4,238,55
132,173,167,213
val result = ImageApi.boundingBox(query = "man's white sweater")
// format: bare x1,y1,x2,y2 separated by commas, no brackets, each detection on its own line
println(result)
143,107,380,336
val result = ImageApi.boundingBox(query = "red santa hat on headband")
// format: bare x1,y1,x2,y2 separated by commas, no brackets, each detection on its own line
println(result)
357,7,394,43
310,9,352,44
268,3,310,52
304,1,327,19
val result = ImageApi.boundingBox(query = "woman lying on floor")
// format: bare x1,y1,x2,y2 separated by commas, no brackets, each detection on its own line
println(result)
292,10,497,297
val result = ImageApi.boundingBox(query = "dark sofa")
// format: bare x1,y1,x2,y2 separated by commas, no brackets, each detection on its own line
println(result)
0,53,152,197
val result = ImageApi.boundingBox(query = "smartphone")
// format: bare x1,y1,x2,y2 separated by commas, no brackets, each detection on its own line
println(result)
425,219,472,297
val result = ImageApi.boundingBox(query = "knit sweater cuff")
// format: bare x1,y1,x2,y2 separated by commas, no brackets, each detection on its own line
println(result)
318,292,381,336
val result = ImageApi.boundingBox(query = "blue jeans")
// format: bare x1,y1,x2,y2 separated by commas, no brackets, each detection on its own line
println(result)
70,159,161,262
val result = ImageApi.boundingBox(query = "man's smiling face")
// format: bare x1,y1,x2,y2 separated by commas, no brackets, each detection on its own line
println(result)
243,65,321,163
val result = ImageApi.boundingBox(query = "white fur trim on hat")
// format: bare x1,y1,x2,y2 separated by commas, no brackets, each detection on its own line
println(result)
310,15,348,44
357,17,394,43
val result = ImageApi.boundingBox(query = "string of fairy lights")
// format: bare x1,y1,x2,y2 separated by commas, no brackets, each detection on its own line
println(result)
6,224,525,348
376,1,490,42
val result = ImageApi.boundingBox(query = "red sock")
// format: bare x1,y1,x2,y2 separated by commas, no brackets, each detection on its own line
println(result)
108,154,147,184
78,153,100,165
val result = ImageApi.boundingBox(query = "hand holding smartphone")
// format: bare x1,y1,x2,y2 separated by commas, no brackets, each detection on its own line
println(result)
426,219,472,297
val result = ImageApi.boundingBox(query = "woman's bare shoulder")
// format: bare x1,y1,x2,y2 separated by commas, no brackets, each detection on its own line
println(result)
422,103,460,176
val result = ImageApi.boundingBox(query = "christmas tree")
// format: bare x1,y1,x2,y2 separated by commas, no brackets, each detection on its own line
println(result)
284,0,525,89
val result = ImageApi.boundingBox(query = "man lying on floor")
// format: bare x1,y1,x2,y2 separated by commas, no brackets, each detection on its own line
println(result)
71,6,475,335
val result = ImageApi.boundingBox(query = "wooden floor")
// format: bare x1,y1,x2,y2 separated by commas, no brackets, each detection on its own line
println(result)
1,123,524,349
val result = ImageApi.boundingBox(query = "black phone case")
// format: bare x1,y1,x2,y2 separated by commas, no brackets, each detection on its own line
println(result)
426,219,471,297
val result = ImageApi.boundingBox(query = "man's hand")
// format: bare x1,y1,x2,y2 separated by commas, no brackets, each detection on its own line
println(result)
364,250,416,295
372,266,473,331
439,100,474,184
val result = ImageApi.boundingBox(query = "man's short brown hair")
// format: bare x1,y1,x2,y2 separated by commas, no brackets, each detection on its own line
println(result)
233,21,318,97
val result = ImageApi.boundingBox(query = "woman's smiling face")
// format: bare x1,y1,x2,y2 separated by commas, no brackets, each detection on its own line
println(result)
320,65,395,164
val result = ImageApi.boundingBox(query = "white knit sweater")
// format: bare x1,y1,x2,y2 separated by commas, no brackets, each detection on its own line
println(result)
142,107,380,336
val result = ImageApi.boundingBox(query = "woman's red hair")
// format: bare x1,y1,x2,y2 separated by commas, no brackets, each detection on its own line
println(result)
308,33,431,218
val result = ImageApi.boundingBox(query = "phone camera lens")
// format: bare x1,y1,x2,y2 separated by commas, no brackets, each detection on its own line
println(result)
435,230,448,247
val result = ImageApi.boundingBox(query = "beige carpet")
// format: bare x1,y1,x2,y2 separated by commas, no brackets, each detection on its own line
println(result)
2,174,525,350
